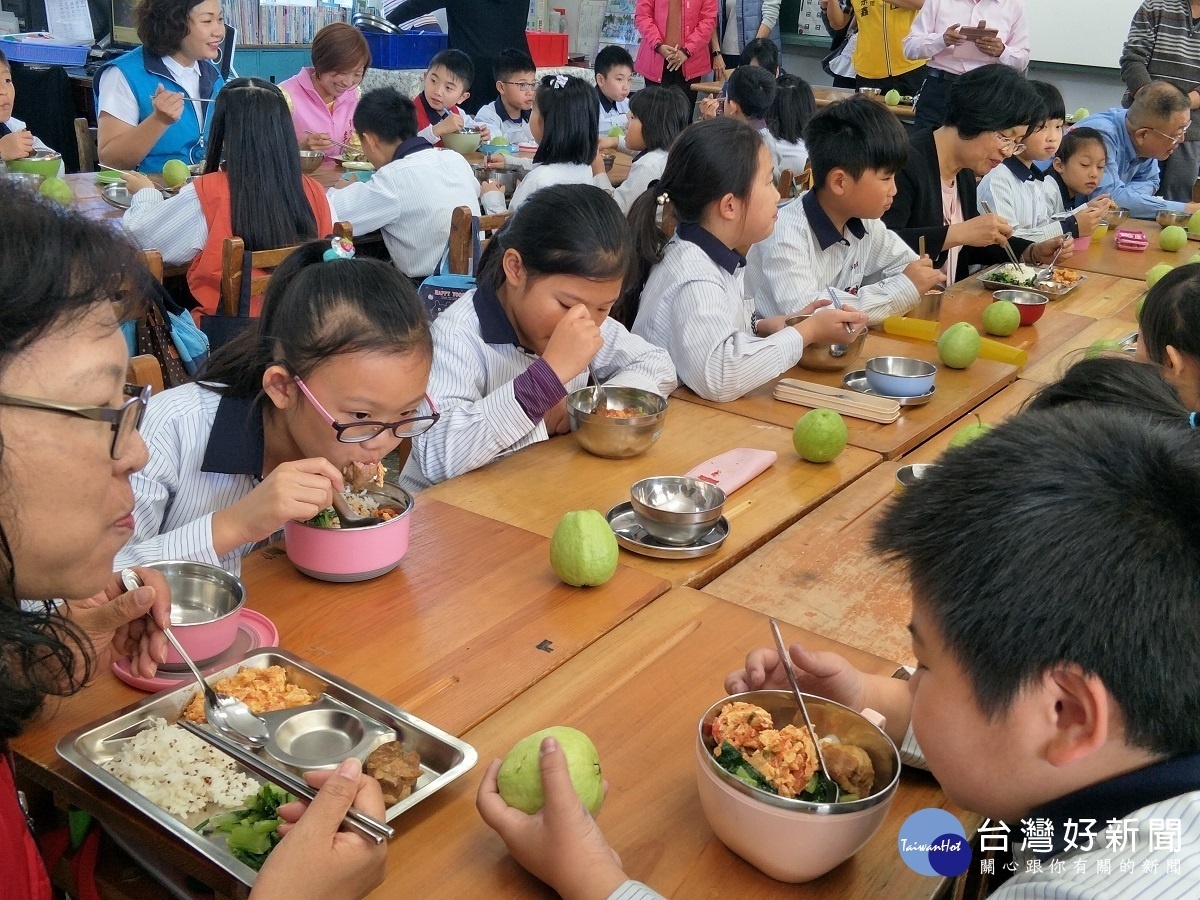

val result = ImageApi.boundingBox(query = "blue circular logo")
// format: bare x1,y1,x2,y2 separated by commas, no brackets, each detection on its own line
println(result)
898,808,972,877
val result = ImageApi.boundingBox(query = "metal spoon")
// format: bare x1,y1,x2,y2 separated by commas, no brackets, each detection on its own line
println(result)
120,569,269,748
768,618,840,803
1036,240,1067,282
587,362,610,413
330,491,385,529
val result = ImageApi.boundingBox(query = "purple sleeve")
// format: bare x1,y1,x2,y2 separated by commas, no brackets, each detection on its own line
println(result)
513,357,567,423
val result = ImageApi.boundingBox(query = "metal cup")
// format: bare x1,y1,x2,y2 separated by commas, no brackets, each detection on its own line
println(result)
909,290,944,322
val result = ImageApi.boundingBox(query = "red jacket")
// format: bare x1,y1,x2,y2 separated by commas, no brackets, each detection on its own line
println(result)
634,0,718,83
2,753,52,900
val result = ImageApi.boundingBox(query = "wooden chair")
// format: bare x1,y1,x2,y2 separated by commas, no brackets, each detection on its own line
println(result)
74,117,98,173
219,222,351,316
777,163,814,200
448,206,511,275
125,249,167,393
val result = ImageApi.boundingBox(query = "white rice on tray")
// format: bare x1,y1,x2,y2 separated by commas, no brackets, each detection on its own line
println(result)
101,717,258,818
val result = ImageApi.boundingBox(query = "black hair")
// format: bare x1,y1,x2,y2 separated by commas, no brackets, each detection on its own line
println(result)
428,48,474,89
944,64,1044,139
533,74,599,166
0,182,149,740
1140,263,1200,367
354,87,418,144
201,241,432,405
203,78,319,255
136,0,214,59
875,405,1200,757
623,118,765,326
493,47,536,82
804,94,908,188
1029,80,1066,122
595,44,634,77
476,184,631,297
628,85,690,154
727,64,777,120
0,48,8,68
743,37,780,74
1056,126,1106,163
1025,356,1189,423
1128,81,1191,128
767,74,816,144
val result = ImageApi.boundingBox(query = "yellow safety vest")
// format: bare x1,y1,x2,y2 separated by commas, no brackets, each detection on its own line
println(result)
851,0,926,81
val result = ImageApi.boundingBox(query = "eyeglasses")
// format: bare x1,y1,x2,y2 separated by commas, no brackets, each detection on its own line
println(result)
0,383,150,460
293,376,439,442
502,81,538,91
1150,126,1189,145
994,132,1026,156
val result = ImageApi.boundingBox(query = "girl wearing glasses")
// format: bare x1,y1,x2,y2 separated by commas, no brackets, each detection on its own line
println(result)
116,239,434,576
0,185,387,899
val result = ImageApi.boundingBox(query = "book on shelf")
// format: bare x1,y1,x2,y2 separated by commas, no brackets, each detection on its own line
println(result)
221,0,350,46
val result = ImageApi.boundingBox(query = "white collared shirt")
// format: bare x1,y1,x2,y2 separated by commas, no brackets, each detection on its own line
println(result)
507,162,612,211
598,96,630,135
613,148,667,215
472,98,535,145
903,0,1030,73
978,160,1066,243
98,55,206,128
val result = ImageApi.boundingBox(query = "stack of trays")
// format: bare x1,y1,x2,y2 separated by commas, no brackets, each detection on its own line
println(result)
773,378,901,424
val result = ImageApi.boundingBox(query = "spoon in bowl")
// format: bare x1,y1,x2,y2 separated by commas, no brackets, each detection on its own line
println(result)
330,491,385,528
587,362,611,414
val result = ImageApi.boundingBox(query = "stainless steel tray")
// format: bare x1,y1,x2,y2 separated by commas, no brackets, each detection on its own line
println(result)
57,649,477,886
606,501,729,559
976,263,1087,298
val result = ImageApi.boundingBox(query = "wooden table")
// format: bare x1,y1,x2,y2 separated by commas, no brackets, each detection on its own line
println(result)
425,400,881,588
11,500,668,893
350,588,973,899
674,334,1018,460
1018,317,1140,385
1069,218,1197,279
1042,272,1144,321
702,380,1040,665
813,86,916,120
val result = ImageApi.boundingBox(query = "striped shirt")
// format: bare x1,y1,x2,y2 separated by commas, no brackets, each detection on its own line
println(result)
403,283,677,490
598,90,631,135
472,98,536,145
606,881,663,900
633,223,806,403
327,137,485,279
746,190,921,324
508,162,613,211
115,383,263,575
764,133,808,181
978,158,1076,243
613,148,667,215
122,183,209,267
1121,0,1200,142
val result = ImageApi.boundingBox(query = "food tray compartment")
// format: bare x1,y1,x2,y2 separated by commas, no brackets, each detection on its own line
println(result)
57,649,476,886
975,263,1087,298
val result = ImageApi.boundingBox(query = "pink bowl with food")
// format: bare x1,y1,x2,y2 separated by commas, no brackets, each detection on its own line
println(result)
283,483,415,582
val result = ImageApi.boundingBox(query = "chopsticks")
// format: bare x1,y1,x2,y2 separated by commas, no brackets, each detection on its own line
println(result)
773,378,900,424
979,201,1023,267
178,719,394,845
824,285,858,336
304,130,356,152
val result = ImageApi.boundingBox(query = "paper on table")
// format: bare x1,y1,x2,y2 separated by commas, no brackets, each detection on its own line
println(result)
43,0,94,44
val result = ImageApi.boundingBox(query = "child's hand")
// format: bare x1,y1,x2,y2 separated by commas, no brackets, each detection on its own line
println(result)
958,213,1013,248
542,304,604,384
598,135,619,151
123,171,156,194
0,129,34,161
476,737,627,900
943,24,966,46
591,150,608,176
1075,203,1106,236
476,123,492,142
698,97,721,119
793,306,868,345
543,398,571,435
726,641,870,712
150,84,184,126
479,180,504,195
433,113,466,138
214,458,343,551
903,257,945,295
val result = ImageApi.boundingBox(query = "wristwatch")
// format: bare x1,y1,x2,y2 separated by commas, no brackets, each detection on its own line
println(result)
682,46,692,58
711,48,722,60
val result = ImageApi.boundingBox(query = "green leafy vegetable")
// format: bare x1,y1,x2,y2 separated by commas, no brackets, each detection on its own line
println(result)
197,783,295,871
307,508,337,528
712,741,777,794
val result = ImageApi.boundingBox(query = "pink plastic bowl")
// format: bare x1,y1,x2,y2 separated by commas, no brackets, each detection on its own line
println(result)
141,560,245,665
283,484,415,582
695,690,900,883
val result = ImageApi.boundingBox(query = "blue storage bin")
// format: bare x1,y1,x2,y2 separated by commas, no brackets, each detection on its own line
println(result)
0,33,90,66
362,30,447,70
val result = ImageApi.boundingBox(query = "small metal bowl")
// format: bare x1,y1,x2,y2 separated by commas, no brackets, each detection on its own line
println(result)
298,149,325,173
894,463,939,496
788,313,867,372
1102,207,1129,230
1156,210,1192,228
262,699,395,773
630,476,726,546
1,171,44,190
856,87,882,96
566,386,668,459
992,289,1048,326
140,560,245,664
7,149,62,178
864,356,937,397
471,163,518,195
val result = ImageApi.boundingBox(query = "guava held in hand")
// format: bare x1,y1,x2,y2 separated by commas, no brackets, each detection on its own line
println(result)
497,726,604,815
793,408,847,463
550,509,619,586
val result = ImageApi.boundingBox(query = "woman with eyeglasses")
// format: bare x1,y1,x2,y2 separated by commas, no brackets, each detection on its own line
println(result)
115,238,435,576
0,186,387,899
883,64,1067,284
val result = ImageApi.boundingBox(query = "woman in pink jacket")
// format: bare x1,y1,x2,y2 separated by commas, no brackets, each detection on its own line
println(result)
634,0,718,114
278,22,370,153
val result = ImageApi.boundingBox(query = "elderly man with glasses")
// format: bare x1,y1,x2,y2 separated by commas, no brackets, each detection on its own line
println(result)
1072,81,1200,218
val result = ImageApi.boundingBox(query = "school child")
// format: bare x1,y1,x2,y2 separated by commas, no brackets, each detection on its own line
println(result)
279,22,371,153
504,75,613,212
700,37,783,119
764,73,815,179
612,86,690,215
413,49,491,148
1137,263,1200,411
979,81,1103,244
594,45,634,150
480,404,1200,900
472,48,537,145
402,184,676,490
747,95,944,322
121,77,332,321
1026,355,1190,425
1046,127,1109,223
327,88,503,284
0,50,63,173
625,117,866,402
116,239,434,575
723,65,781,172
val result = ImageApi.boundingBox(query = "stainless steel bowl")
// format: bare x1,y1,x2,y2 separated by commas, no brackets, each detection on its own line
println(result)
894,463,939,496
353,11,399,33
262,698,395,772
298,150,325,173
1103,207,1129,230
1,172,44,190
991,288,1047,306
141,560,245,626
1156,210,1192,228
856,87,882,96
566,386,668,459
863,356,937,397
471,163,518,196
630,475,726,546
788,313,867,372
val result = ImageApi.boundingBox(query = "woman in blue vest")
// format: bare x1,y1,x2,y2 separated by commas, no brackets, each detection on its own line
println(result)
95,0,226,172
709,0,781,78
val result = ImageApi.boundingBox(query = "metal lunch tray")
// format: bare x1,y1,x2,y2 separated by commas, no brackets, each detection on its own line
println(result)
976,262,1088,298
606,501,729,559
57,649,477,887
842,370,936,407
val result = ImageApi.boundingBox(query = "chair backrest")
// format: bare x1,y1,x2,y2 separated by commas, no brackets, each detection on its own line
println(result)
448,206,511,275
777,164,814,199
127,354,165,393
74,117,98,173
141,248,164,283
219,222,352,316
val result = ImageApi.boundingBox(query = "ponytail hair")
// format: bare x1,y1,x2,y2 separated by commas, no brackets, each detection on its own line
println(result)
200,240,432,403
621,117,765,327
533,74,599,166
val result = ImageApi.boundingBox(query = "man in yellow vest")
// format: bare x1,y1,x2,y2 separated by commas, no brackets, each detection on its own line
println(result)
826,0,928,98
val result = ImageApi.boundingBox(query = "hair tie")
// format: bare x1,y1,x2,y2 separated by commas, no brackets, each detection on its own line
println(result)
552,74,569,89
1191,411,1198,429
655,191,669,207
323,236,355,262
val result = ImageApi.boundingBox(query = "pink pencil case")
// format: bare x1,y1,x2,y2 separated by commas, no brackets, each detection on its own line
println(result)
1115,229,1148,252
